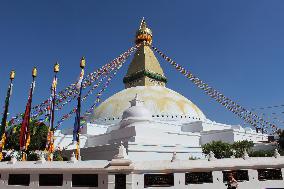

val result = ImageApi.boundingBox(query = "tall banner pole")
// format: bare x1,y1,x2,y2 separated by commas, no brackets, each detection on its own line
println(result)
73,57,85,160
0,70,15,160
19,67,37,161
47,63,59,161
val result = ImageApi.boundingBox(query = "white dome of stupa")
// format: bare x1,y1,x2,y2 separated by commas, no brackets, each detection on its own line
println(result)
91,86,206,124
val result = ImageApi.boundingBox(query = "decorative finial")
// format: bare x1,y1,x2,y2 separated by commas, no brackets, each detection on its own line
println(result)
114,142,128,159
109,142,132,166
242,149,249,160
140,17,146,29
32,67,37,78
54,62,60,73
80,57,86,69
36,153,46,164
10,70,15,80
69,152,78,163
274,149,280,158
230,149,236,158
208,151,216,161
8,155,17,164
135,17,153,45
171,152,179,162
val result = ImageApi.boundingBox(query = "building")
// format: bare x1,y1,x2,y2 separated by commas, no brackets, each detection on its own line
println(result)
0,145,283,188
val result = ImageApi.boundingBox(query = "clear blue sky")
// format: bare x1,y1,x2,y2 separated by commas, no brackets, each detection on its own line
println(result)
0,1,284,130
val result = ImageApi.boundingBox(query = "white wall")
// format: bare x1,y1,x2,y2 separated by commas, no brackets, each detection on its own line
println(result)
201,130,234,144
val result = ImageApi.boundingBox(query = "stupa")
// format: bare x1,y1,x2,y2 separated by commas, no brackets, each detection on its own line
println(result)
55,18,268,161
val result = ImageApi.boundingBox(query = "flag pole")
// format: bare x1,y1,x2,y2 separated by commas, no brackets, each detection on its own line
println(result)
20,67,37,161
0,70,15,160
74,57,85,160
47,62,59,161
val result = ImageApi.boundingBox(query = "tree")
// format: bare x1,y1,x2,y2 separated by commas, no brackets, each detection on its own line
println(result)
27,151,40,161
202,141,232,159
249,150,274,157
232,140,254,158
202,140,254,159
5,120,49,151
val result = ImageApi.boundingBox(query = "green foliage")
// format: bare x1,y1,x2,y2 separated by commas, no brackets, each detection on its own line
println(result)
249,150,274,157
5,120,49,151
5,124,21,151
28,121,49,151
232,140,254,158
201,140,283,159
123,69,167,84
52,150,68,161
27,151,39,161
202,140,255,159
202,141,232,159
2,152,11,161
53,150,63,161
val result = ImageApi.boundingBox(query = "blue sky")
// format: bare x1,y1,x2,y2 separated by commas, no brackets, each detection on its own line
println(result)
0,1,284,130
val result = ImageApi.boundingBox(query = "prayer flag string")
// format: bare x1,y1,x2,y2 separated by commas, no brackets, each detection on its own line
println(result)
151,45,278,134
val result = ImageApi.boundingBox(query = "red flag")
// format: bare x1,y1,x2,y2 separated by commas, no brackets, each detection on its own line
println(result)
19,82,34,151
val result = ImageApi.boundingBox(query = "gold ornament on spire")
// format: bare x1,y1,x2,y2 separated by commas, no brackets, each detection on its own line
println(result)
10,70,15,80
135,17,153,45
80,57,86,69
54,62,60,73
32,67,37,77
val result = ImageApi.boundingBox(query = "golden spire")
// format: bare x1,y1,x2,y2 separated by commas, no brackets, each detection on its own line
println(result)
135,17,153,44
32,67,37,78
80,57,86,69
123,18,167,88
54,62,60,73
10,70,15,80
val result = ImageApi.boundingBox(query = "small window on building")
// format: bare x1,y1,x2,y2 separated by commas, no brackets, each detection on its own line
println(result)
115,174,126,189
258,169,283,181
185,172,213,184
72,174,98,187
223,170,249,182
39,174,63,186
8,174,30,186
144,173,174,188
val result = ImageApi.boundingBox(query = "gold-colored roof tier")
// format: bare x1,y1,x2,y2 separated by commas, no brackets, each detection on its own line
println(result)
123,44,167,88
123,19,167,89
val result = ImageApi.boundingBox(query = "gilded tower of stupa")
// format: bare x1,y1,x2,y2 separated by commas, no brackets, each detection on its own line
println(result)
123,18,167,88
